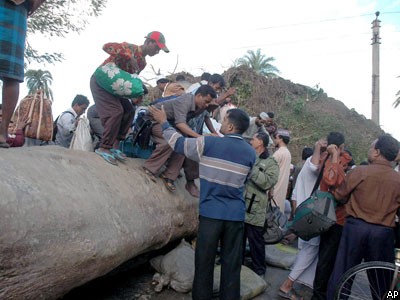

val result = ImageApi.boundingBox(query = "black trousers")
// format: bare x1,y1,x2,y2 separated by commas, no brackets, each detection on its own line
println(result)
311,223,343,300
327,217,395,300
243,223,266,275
192,216,244,300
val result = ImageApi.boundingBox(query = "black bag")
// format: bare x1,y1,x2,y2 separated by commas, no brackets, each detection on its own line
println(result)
263,197,288,244
131,108,153,149
287,156,337,241
52,111,74,142
119,107,155,159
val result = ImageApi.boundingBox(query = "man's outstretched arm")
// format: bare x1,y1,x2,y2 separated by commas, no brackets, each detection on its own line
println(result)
149,105,205,162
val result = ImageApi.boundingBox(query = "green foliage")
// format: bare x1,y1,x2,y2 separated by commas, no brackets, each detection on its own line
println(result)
234,49,280,77
284,95,307,115
25,42,64,66
277,100,371,164
25,69,54,101
26,0,108,65
229,78,252,109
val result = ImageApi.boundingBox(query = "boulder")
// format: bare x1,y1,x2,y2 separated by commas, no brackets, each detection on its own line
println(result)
0,146,198,300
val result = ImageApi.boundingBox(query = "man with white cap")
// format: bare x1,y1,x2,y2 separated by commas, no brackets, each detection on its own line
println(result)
242,112,271,143
272,128,292,212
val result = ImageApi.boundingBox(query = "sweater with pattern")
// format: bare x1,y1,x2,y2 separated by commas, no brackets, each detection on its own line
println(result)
161,122,256,221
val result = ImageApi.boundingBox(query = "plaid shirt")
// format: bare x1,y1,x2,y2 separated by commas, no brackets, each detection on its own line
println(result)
101,42,146,74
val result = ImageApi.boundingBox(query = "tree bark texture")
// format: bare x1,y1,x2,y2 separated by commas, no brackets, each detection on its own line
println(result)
0,146,199,299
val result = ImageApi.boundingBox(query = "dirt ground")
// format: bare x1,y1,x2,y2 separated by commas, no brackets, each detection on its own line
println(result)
61,258,313,300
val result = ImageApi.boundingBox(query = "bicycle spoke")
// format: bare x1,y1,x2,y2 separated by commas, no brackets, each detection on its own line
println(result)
335,262,397,300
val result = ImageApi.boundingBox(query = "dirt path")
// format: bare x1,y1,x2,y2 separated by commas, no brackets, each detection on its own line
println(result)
62,261,313,300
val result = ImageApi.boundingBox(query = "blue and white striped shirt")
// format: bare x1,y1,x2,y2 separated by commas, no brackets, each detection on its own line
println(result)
161,122,256,221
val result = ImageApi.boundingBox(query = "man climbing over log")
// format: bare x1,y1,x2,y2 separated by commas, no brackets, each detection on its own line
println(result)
142,85,217,196
149,104,256,300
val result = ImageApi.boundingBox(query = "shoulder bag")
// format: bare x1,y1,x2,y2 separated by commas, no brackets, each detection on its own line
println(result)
263,196,288,244
288,156,337,241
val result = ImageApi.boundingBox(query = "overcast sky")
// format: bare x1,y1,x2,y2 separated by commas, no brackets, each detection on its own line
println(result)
12,0,400,140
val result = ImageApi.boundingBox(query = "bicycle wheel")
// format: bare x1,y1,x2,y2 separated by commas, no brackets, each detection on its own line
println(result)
334,261,399,300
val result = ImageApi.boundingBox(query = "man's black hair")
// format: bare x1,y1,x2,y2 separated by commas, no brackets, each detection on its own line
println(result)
201,72,211,81
302,147,313,160
281,135,290,145
327,132,345,147
156,78,170,85
195,85,217,99
71,94,90,107
176,75,185,81
226,108,250,134
255,132,270,159
375,134,399,161
267,111,274,119
273,131,290,145
208,73,225,88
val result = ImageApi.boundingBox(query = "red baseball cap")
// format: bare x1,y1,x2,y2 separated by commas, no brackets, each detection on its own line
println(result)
145,31,169,53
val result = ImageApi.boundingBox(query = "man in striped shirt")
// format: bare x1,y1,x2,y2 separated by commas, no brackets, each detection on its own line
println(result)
149,105,256,300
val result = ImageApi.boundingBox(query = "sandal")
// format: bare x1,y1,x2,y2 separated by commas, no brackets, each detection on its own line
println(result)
278,289,303,300
110,148,127,161
95,149,117,166
0,141,10,148
160,173,176,192
141,167,157,183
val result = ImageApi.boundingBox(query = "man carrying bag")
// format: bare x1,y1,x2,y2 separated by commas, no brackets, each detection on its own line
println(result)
309,132,353,300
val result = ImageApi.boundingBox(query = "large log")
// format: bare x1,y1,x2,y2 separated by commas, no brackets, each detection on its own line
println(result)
0,146,199,300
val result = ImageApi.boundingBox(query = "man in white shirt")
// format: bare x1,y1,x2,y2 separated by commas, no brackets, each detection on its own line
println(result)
55,94,89,148
186,72,211,94
272,129,292,212
279,139,327,300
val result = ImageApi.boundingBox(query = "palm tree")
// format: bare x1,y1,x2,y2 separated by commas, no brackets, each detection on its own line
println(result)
25,69,54,101
235,48,280,77
393,76,400,108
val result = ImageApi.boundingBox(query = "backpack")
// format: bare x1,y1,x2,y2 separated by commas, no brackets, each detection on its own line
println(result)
131,107,153,149
52,111,74,142
119,107,155,159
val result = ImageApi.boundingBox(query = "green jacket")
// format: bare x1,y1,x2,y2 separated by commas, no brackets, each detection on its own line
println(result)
244,156,280,227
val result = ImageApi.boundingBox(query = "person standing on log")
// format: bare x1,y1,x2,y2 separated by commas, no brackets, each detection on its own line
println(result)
90,31,169,165
0,0,46,149
149,105,256,300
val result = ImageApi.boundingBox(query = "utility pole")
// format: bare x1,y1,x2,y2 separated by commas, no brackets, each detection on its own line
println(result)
371,11,380,126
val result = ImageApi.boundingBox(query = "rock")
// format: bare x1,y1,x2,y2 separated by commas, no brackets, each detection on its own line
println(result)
0,146,198,300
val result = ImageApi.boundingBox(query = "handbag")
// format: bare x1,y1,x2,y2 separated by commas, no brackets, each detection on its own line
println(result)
10,90,53,141
94,62,144,98
288,156,337,241
69,116,93,152
263,197,288,244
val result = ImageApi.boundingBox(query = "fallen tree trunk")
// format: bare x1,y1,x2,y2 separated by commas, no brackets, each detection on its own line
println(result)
0,146,199,300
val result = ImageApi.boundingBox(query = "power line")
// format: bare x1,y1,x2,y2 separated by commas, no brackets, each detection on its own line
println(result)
233,32,371,50
255,11,400,31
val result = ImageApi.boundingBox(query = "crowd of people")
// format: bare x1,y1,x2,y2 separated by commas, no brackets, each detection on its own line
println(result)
2,5,400,299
